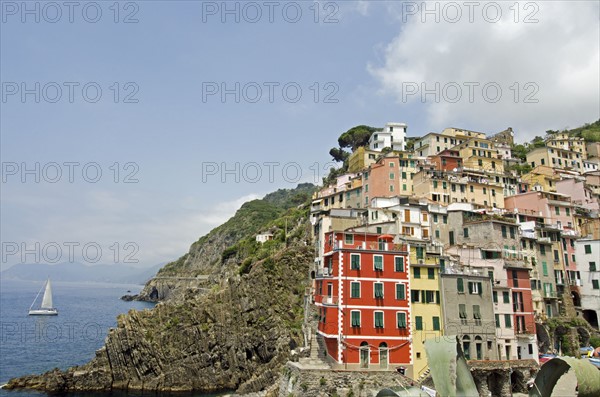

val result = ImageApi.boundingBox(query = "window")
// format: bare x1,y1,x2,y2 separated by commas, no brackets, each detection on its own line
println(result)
443,215,447,224
374,255,383,271
402,171,407,179
411,290,421,303
396,284,406,300
459,304,467,320
457,278,464,293
351,282,360,298
397,312,407,328
416,247,424,259
495,314,500,328
585,245,592,254
374,311,384,328
413,267,421,279
351,311,361,327
566,207,570,216
593,280,600,290
415,316,423,330
590,262,597,272
395,256,405,272
555,206,560,215
504,314,512,328
428,268,435,279
351,254,361,270
425,290,435,303
374,282,384,299
493,291,498,303
473,305,481,321
435,230,440,238
345,234,354,245
433,214,438,223
510,227,515,239
540,245,546,255
501,225,507,238
468,281,482,295
390,173,395,180
542,261,548,276
433,316,440,331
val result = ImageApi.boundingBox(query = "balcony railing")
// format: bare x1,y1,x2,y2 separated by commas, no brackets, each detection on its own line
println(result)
537,237,551,244
316,267,333,278
543,291,558,299
322,296,339,306
332,241,408,252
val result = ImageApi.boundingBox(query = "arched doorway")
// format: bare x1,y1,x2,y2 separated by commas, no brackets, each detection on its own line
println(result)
462,336,471,360
360,342,369,369
379,342,388,369
475,336,483,360
571,291,581,308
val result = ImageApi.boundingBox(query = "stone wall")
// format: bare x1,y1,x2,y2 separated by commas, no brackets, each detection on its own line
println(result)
278,362,412,397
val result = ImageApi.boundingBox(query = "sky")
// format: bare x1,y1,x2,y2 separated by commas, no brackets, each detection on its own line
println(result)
1,1,599,270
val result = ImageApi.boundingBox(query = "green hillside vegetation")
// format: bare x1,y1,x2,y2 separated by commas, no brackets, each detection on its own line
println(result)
546,119,600,142
158,183,316,276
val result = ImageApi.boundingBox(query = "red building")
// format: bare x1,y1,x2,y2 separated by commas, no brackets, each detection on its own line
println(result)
506,265,538,360
314,231,411,370
429,149,462,172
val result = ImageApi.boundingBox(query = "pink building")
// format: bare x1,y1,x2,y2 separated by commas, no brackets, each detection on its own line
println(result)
556,178,599,211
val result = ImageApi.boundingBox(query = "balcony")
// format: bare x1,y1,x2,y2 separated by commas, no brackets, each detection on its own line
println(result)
522,231,536,239
569,279,582,287
322,296,339,306
333,241,408,253
537,237,551,244
516,329,534,336
316,267,333,278
543,291,559,299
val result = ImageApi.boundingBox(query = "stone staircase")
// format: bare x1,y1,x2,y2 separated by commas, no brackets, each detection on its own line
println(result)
417,367,430,382
298,331,330,368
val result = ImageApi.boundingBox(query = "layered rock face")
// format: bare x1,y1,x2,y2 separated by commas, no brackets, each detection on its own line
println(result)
6,245,312,393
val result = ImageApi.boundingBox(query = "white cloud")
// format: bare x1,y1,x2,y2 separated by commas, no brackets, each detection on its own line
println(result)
368,1,600,140
1,188,263,269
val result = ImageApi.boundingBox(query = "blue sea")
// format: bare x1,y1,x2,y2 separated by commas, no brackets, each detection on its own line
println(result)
0,280,225,397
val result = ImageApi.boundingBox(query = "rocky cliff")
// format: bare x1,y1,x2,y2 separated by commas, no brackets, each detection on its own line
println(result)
5,184,316,394
130,183,315,302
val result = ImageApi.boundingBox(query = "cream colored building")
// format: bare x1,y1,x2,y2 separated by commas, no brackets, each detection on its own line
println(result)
546,133,587,158
526,146,585,172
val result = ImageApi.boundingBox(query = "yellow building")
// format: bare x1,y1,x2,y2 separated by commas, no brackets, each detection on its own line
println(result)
412,170,505,209
442,127,487,140
347,146,381,173
407,242,443,380
521,166,559,192
526,146,584,172
546,133,587,158
453,137,504,175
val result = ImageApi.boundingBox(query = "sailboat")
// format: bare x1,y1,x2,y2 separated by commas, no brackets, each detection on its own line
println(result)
28,279,58,315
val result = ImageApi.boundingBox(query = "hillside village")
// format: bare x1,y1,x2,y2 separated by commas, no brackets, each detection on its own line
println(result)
307,122,600,381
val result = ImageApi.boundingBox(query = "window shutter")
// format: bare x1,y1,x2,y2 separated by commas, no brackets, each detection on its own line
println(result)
478,282,483,295
457,278,464,292
396,284,405,300
468,282,473,294
397,313,406,328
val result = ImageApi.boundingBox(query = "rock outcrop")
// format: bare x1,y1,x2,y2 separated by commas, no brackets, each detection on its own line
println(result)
6,245,312,393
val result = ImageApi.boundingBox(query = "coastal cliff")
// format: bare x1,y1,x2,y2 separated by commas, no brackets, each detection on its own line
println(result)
5,184,316,394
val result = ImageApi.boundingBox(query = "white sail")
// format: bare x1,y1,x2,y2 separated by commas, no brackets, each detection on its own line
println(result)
41,279,53,309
